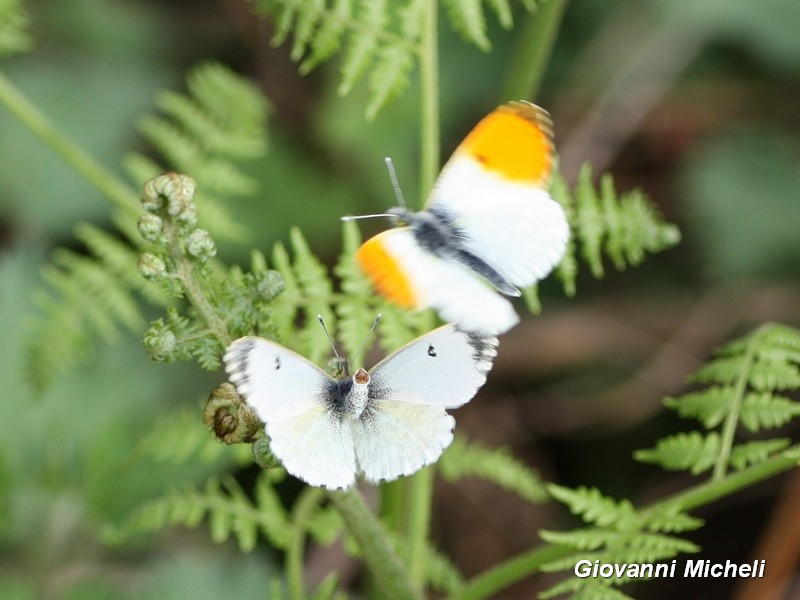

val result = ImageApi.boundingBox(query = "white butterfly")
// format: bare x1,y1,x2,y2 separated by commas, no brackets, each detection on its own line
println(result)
223,324,498,490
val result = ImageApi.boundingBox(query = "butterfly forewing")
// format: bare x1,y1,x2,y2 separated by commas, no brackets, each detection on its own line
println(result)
224,337,332,422
368,324,498,408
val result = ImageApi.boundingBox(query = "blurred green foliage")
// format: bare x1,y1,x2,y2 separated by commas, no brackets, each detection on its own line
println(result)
1,0,799,598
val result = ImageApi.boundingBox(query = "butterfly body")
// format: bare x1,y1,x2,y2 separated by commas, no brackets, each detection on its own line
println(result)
356,101,569,334
224,324,497,489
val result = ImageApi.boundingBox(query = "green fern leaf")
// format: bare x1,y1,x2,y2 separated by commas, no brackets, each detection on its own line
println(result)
663,386,733,429
439,436,548,503
554,164,680,295
129,62,269,241
301,0,354,73
689,355,747,385
366,42,415,119
288,227,337,363
338,0,389,94
539,528,619,551
573,164,605,277
642,503,704,533
135,407,251,466
634,431,720,475
486,0,514,29
547,485,635,527
442,0,490,51
729,438,791,471
0,0,31,56
740,392,800,432
748,360,800,391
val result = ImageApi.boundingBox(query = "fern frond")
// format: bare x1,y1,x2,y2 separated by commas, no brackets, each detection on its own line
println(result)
634,431,720,475
105,472,291,552
134,407,253,466
544,164,680,302
729,438,791,471
127,62,269,240
338,0,390,94
442,0,491,51
547,485,635,528
438,436,548,503
740,392,800,432
0,0,31,56
23,222,165,395
641,503,704,533
663,387,732,429
366,41,416,119
649,323,800,474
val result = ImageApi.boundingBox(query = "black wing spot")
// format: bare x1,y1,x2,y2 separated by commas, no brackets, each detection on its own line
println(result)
427,344,437,357
274,355,281,370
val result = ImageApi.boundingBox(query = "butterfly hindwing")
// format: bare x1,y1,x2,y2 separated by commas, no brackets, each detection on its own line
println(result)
266,405,357,489
353,403,454,483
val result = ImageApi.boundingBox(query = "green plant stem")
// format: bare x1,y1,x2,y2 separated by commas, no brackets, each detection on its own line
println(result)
287,487,326,600
406,465,433,590
712,331,757,480
651,444,800,514
456,445,800,600
418,0,439,202
0,70,140,214
163,218,232,347
455,543,573,600
329,489,423,600
502,0,569,101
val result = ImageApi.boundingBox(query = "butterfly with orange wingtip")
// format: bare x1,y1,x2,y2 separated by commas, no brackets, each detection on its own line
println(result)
350,101,569,334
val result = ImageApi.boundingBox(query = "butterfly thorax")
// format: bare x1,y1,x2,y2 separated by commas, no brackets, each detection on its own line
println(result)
345,368,370,418
392,206,520,297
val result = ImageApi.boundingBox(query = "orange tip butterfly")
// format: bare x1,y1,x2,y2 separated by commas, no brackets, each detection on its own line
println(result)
223,323,497,490
350,101,569,334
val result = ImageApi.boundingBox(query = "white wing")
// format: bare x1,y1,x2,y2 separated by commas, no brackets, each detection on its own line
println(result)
224,336,332,422
353,403,454,483
429,156,569,288
225,336,358,489
266,407,357,490
366,229,520,334
368,324,497,408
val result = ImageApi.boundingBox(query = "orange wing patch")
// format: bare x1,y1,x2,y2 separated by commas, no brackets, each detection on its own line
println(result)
457,101,553,186
356,233,419,309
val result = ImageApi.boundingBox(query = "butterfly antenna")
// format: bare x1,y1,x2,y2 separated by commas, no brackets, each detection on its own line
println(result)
384,156,407,209
340,157,407,222
349,314,382,370
316,314,342,364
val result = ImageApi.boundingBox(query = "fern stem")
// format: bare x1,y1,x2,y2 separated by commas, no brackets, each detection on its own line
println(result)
418,0,439,202
456,543,573,600
712,330,757,480
0,70,140,214
287,487,325,600
660,446,800,515
162,219,231,347
501,0,568,101
329,489,422,600
406,465,434,590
